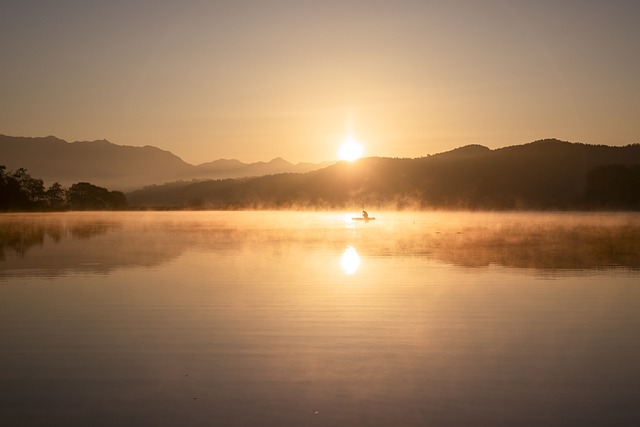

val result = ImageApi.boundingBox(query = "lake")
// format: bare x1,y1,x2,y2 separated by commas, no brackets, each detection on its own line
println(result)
1,211,640,426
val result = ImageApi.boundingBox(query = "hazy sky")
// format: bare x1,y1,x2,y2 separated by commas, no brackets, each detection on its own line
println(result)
2,0,639,164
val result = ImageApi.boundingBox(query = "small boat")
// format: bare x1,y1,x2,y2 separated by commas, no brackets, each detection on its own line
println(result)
352,210,375,221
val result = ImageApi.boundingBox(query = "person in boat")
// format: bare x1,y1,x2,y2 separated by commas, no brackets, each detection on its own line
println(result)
362,210,369,220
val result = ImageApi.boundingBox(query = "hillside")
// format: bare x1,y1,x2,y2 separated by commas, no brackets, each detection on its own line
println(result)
127,139,640,210
0,135,331,191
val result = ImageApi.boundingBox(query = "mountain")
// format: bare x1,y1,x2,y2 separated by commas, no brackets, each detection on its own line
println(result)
126,139,640,210
193,156,328,179
0,135,332,191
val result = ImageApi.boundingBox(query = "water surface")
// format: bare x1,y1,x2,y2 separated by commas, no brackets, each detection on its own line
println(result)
1,211,639,426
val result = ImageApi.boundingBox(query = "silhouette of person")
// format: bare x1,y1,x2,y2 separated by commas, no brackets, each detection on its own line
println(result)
362,210,369,219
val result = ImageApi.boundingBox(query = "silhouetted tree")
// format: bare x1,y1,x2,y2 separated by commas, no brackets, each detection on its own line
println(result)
45,182,66,209
109,191,128,209
0,165,45,209
1,166,127,211
12,168,45,206
67,182,127,210
0,165,22,209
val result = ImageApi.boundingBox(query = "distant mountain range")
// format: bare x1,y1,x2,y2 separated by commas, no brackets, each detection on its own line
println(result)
3,135,640,210
0,135,332,191
127,139,640,210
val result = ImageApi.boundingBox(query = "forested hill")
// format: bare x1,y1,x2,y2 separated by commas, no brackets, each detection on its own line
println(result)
127,139,640,210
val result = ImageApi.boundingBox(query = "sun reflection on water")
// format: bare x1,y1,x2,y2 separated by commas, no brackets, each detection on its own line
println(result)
340,246,361,275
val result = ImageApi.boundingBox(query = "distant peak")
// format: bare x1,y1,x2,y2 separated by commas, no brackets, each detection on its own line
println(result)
455,144,490,152
195,158,244,167
529,138,568,145
435,144,491,158
212,158,244,165
268,157,293,166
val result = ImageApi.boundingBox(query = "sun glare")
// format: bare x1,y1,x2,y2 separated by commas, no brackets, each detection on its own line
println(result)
338,137,363,162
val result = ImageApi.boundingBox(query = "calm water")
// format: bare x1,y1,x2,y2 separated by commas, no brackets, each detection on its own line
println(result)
1,211,640,427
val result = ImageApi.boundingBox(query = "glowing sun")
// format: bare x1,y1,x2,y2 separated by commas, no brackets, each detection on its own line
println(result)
338,137,364,161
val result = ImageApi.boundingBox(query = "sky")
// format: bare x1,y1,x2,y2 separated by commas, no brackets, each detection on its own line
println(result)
1,0,639,164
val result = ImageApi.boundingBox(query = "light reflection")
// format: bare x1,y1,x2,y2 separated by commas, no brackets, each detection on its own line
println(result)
341,246,361,275
344,213,357,229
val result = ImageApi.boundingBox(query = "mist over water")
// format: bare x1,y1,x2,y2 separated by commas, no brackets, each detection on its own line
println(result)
1,211,640,426
3,210,640,273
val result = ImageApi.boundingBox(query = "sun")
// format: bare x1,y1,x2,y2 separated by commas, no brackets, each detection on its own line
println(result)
338,137,364,162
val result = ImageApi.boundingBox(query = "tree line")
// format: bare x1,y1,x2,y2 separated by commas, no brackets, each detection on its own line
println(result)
128,159,640,211
0,165,127,211
585,164,640,209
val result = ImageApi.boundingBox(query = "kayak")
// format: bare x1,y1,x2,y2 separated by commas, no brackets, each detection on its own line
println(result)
352,217,375,221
